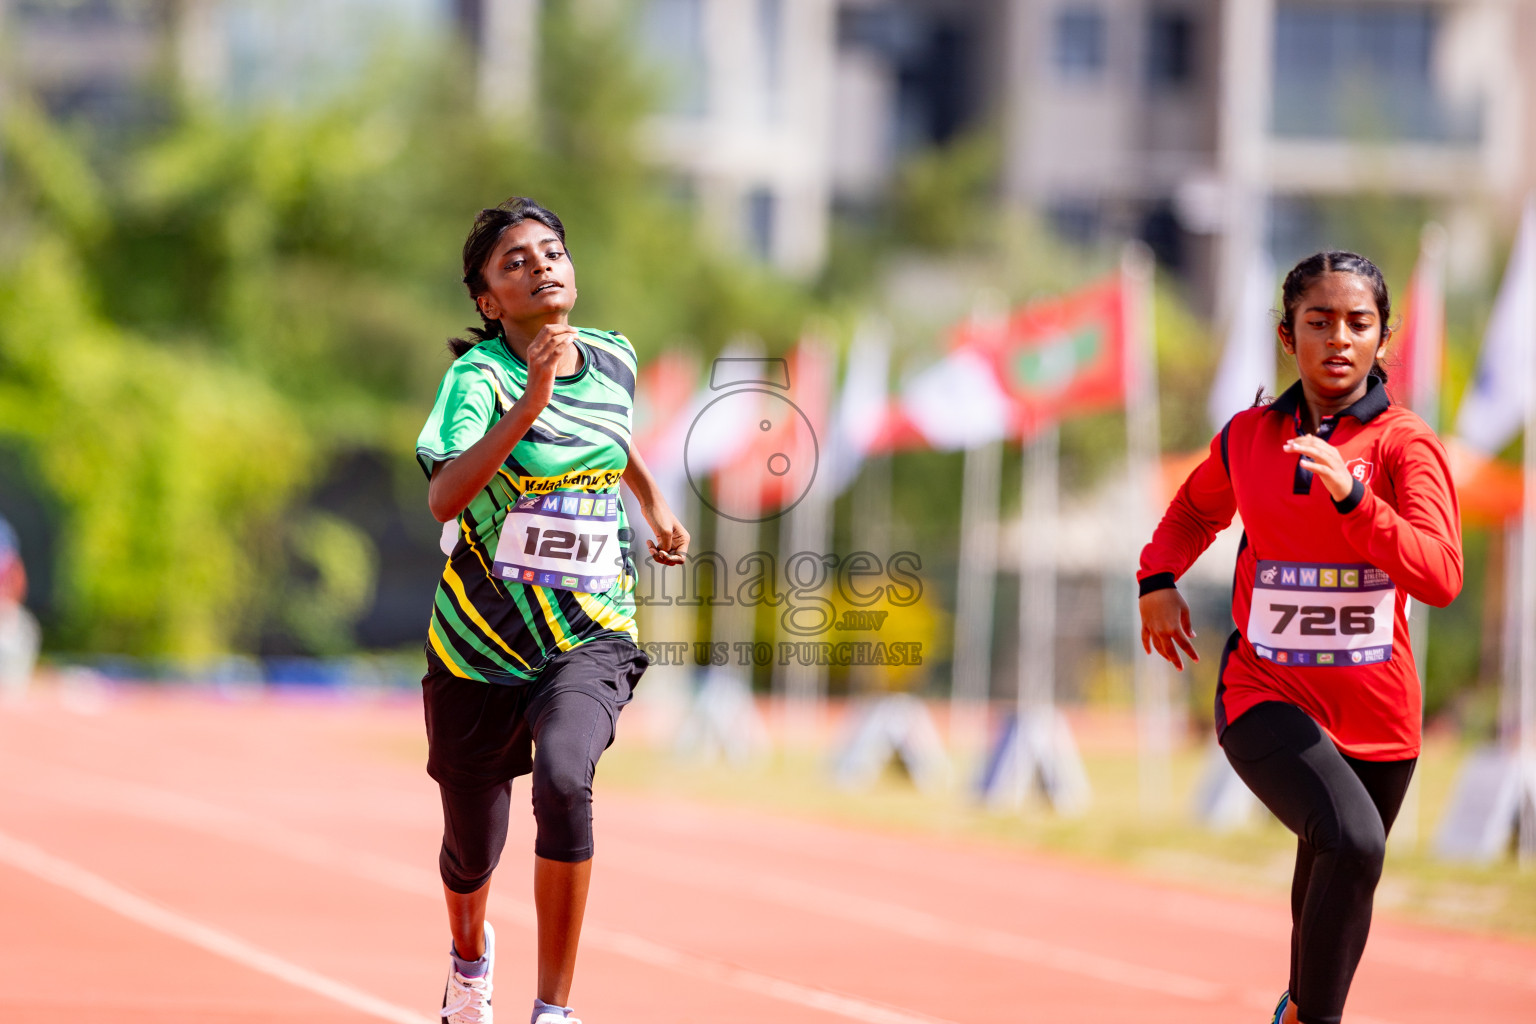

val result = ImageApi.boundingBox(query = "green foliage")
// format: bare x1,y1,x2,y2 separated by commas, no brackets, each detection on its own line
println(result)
0,230,309,656
0,11,819,657
886,129,1001,252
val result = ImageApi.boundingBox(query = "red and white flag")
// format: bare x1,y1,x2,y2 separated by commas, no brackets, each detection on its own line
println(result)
633,350,702,510
1456,196,1536,455
962,275,1130,431
895,276,1131,451
706,341,833,520
1391,224,1448,428
898,346,1017,451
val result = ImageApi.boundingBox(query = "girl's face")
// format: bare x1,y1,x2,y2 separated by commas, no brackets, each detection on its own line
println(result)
476,218,576,325
1279,271,1386,404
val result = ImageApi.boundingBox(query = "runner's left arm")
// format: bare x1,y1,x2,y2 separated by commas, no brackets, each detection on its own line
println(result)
622,447,689,566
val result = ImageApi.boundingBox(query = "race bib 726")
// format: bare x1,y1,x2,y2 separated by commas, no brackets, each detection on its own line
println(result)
1245,560,1394,667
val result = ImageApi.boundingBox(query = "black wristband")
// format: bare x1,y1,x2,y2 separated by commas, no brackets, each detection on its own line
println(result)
1332,477,1366,515
1138,572,1177,597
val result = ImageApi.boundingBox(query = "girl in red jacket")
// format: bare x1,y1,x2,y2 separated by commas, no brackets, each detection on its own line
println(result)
1138,251,1462,1024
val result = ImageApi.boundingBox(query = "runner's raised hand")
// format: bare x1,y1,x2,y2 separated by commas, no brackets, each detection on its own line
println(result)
1283,434,1354,501
520,324,581,416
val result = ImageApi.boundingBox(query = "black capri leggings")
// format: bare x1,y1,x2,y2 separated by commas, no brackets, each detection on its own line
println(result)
423,638,648,893
1222,701,1415,1024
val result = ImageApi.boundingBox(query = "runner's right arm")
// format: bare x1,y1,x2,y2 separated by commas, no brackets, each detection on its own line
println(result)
428,326,576,522
1137,427,1240,669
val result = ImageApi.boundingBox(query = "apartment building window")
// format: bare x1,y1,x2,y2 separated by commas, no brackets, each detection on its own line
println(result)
746,188,776,262
1048,198,1101,246
1146,8,1195,90
1053,6,1106,81
758,0,783,122
642,0,708,117
1272,2,1480,143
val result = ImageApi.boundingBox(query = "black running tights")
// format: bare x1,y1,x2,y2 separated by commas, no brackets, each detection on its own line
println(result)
1221,702,1416,1024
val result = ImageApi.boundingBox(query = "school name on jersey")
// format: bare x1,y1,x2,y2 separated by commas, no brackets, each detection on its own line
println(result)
1254,560,1392,592
519,469,624,494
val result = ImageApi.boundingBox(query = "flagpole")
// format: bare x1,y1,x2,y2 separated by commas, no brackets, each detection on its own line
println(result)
1017,427,1058,726
1122,242,1172,815
849,451,892,700
1395,222,1448,850
1436,196,1536,861
947,293,1009,763
950,439,1002,759
1009,421,1087,812
1518,213,1536,863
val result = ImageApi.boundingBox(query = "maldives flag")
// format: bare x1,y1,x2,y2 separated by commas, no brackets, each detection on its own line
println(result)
952,276,1128,433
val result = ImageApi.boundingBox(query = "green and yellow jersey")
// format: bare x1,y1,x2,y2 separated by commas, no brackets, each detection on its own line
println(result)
416,328,639,683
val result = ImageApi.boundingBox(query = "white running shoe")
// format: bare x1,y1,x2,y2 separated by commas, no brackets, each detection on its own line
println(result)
441,922,495,1024
532,1014,580,1024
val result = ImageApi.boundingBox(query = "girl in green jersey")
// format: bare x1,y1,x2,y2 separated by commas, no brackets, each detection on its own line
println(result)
418,197,687,1024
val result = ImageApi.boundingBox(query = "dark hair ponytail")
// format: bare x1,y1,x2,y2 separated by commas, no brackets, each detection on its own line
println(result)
1278,250,1392,383
447,197,569,358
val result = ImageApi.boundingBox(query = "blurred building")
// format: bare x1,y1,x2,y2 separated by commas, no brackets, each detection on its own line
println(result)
612,0,1535,315
0,0,169,129
994,0,1534,316
593,0,1535,312
460,0,1008,274
630,0,840,274
5,0,1534,303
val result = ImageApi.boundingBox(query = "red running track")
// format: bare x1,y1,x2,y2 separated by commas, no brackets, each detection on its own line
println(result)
0,686,1532,1024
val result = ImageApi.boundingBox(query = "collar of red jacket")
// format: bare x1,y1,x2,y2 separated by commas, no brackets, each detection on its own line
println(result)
1269,375,1392,427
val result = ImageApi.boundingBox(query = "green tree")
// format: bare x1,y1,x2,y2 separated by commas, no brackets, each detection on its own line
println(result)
0,7,820,658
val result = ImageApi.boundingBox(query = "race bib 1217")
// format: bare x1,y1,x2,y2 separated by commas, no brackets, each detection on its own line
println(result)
492,490,623,594
1245,560,1394,668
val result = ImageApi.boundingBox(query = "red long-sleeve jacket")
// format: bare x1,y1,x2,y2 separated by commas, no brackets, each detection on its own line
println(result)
1139,379,1462,760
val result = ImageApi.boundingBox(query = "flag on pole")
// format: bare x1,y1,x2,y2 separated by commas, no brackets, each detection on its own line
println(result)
1391,224,1448,429
1208,250,1277,431
1455,197,1536,455
897,347,1017,451
634,350,702,511
708,341,833,520
895,276,1131,451
826,321,892,492
958,276,1130,431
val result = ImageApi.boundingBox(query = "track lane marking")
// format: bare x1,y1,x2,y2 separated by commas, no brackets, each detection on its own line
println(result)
0,829,434,1024
604,839,1228,1001
8,770,1226,1001
0,768,1463,1024
0,773,955,1024
603,796,1536,997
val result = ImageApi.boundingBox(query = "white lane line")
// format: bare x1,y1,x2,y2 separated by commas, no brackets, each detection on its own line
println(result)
608,839,1228,1002
612,805,1536,997
0,829,433,1024
3,772,955,1024
582,926,956,1024
11,770,1226,1002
